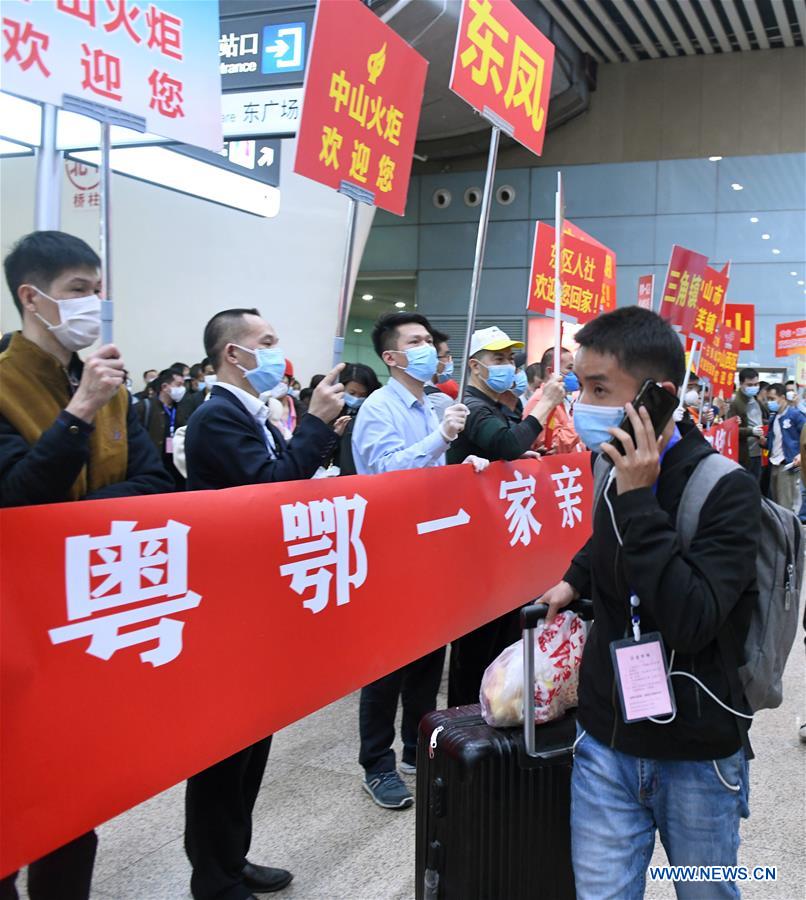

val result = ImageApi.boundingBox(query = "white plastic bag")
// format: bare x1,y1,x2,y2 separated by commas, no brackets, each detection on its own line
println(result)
479,611,586,727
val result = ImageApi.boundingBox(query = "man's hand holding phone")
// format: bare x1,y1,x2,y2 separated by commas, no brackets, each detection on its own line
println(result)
599,403,664,495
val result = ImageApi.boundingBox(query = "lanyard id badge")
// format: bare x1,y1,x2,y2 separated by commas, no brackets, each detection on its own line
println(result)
610,632,676,723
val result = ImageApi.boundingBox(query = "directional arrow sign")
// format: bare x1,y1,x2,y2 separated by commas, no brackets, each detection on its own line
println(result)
257,146,274,167
266,39,289,58
416,509,471,535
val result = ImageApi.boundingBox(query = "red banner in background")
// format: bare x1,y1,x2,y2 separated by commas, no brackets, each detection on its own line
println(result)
724,303,755,351
0,455,592,876
563,221,617,312
450,0,555,157
637,274,654,310
775,320,806,357
293,0,427,215
689,265,728,342
528,222,607,323
659,245,709,335
703,416,739,462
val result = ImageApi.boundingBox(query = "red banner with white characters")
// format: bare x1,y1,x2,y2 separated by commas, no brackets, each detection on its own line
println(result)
293,0,427,215
450,0,555,157
702,416,739,462
775,320,806,357
0,455,592,876
637,274,654,310
699,324,741,397
528,221,607,323
562,221,617,312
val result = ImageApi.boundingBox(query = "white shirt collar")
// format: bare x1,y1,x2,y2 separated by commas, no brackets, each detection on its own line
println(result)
216,381,269,424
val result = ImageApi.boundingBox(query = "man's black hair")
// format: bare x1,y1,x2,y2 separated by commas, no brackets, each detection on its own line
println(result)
340,362,382,394
203,308,261,369
525,361,543,384
171,361,189,371
156,368,181,392
143,368,157,380
432,327,450,349
309,374,325,390
738,367,758,383
200,357,212,369
189,363,204,380
768,382,786,397
540,346,573,370
371,312,433,358
3,231,101,314
785,379,795,386
758,380,770,390
575,307,686,388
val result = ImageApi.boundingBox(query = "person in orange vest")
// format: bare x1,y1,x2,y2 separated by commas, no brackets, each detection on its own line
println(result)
522,346,581,454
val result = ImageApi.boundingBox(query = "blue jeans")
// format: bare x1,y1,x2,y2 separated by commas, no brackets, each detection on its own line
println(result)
571,728,749,899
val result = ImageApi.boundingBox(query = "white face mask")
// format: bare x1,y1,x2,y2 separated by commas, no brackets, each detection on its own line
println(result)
169,385,186,403
684,389,700,406
786,390,796,402
30,287,101,352
203,374,217,387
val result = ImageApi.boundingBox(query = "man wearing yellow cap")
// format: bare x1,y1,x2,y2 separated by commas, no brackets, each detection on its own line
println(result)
446,326,565,706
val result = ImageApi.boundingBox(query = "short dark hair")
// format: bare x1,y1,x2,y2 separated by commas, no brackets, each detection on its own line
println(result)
200,357,211,369
189,363,204,380
203,308,260,369
143,368,156,380
575,307,686,388
171,361,188,371
340,362,382,394
309,373,326,390
768,382,786,398
3,230,101,314
157,368,181,391
758,380,769,389
785,379,795,386
432,327,449,349
371,312,433,358
738,368,758,383
540,346,572,370
525,362,543,384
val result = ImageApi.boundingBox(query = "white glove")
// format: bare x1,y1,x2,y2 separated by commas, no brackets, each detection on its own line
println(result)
673,405,685,422
462,455,490,473
752,425,764,437
440,403,469,442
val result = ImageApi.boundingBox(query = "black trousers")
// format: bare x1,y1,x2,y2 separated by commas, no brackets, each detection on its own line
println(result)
448,609,521,708
0,831,97,900
358,647,446,775
185,736,272,900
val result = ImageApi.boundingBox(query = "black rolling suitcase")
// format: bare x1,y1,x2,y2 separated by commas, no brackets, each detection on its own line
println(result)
415,600,592,900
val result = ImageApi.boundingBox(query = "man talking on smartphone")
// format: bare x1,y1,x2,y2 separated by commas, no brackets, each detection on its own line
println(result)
541,307,759,899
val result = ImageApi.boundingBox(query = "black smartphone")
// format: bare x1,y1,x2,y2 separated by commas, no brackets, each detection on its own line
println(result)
607,379,679,455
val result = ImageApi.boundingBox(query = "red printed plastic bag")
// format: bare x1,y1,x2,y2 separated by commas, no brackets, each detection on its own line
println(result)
480,612,586,727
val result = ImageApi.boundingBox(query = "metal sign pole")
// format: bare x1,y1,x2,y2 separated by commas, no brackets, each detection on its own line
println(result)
99,122,114,345
333,197,359,367
553,171,563,376
457,125,500,401
34,103,61,230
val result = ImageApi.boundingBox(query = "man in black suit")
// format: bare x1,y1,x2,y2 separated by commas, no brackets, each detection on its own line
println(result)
183,308,346,900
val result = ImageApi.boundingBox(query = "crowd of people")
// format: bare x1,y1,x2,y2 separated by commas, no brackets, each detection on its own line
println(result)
1,229,804,900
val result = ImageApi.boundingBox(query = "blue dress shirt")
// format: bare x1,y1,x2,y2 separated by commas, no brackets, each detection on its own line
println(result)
351,377,450,474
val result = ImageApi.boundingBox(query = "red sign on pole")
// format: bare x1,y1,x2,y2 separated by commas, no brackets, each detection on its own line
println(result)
527,221,607,323
293,0,427,216
724,303,755,351
699,325,741,397
450,0,555,157
659,245,709,336
0,456,592,876
703,417,739,462
775,320,806,357
689,264,728,342
562,221,617,312
637,274,654,310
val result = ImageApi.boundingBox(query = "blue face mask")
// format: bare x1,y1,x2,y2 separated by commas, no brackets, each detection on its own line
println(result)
343,393,364,410
572,401,624,450
396,344,438,383
563,371,580,393
234,344,286,394
512,369,528,397
743,385,760,397
767,400,779,413
481,362,516,394
437,359,454,383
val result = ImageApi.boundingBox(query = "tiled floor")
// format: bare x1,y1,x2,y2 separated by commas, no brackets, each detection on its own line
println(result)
17,591,806,900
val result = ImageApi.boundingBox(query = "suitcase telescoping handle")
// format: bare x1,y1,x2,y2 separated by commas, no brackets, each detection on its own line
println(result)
520,598,594,759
